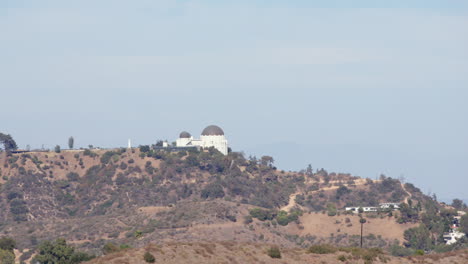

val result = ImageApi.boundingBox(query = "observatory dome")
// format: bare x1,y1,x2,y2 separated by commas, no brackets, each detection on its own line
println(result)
179,131,191,138
201,125,224,136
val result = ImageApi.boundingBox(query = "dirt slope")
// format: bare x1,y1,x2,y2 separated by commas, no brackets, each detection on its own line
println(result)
86,242,468,264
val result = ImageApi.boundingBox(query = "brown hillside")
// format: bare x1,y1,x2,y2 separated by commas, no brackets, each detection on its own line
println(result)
86,242,468,264
0,148,444,262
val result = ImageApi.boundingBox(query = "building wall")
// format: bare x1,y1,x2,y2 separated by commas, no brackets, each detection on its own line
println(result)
176,137,193,147
200,135,228,155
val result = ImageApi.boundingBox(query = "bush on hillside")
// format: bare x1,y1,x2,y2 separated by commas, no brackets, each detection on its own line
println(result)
0,249,14,264
390,244,414,257
403,224,433,250
0,237,16,252
66,172,79,181
249,208,275,221
201,183,225,199
143,252,155,263
267,246,281,258
33,238,94,264
308,244,337,254
102,242,120,255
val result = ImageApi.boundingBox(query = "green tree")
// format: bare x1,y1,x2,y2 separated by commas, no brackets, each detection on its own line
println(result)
139,145,150,153
143,252,155,263
260,156,274,167
201,183,225,199
0,237,16,252
403,224,433,250
267,246,281,258
54,145,61,153
276,211,290,226
460,214,468,235
306,164,313,176
0,249,15,264
68,136,74,149
451,199,466,210
33,238,94,264
0,133,18,155
102,242,119,255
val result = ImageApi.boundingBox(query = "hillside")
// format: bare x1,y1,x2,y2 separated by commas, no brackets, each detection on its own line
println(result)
85,242,468,264
0,147,465,263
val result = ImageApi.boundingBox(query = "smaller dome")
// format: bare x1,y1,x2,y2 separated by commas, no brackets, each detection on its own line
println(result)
179,131,191,138
201,125,224,136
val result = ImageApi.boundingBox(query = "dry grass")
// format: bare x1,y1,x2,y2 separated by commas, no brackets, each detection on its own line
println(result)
85,242,468,264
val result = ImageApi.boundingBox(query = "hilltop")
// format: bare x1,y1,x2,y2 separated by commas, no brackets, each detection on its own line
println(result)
0,147,466,263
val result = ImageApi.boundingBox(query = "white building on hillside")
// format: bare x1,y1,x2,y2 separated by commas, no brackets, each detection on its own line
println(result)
175,125,229,155
444,230,465,245
345,203,400,213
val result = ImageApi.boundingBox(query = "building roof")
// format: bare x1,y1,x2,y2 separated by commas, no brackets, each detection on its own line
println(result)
179,131,191,138
201,125,224,136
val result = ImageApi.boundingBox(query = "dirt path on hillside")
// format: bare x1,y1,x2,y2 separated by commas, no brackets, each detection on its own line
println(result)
401,182,412,204
280,179,370,212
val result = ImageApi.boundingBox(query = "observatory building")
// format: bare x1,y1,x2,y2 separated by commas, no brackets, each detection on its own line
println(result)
175,125,228,155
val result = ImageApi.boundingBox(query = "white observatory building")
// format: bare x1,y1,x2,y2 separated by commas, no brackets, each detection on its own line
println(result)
175,125,229,155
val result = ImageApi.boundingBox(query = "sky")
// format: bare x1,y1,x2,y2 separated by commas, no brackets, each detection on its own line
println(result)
1,0,467,203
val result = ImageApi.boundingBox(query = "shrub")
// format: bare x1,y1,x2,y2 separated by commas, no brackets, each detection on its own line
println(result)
276,211,290,226
9,198,28,215
143,252,155,263
249,208,275,221
390,244,414,257
66,172,79,181
83,149,97,157
7,191,23,201
201,183,225,199
267,246,281,259
33,238,94,264
337,255,346,262
0,249,15,264
102,242,119,255
308,244,337,254
101,151,120,164
119,162,128,170
0,237,16,251
243,215,253,224
54,145,61,153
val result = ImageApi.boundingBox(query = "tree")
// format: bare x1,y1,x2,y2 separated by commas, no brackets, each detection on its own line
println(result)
451,199,466,210
33,238,94,264
139,145,150,153
0,249,15,264
68,137,74,149
267,246,281,258
460,214,468,235
403,224,433,250
0,133,18,155
55,145,61,153
0,237,16,252
102,242,119,255
143,252,155,263
260,156,274,167
201,183,225,199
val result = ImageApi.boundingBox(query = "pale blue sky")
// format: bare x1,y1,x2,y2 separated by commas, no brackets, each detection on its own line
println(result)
1,1,467,202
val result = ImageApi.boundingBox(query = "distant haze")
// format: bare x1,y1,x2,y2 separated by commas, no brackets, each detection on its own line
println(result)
1,1,467,203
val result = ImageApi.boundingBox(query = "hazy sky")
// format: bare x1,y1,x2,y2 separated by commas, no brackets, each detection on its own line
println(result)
1,0,467,202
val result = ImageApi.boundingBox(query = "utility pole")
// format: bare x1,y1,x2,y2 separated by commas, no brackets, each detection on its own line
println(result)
360,217,367,248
